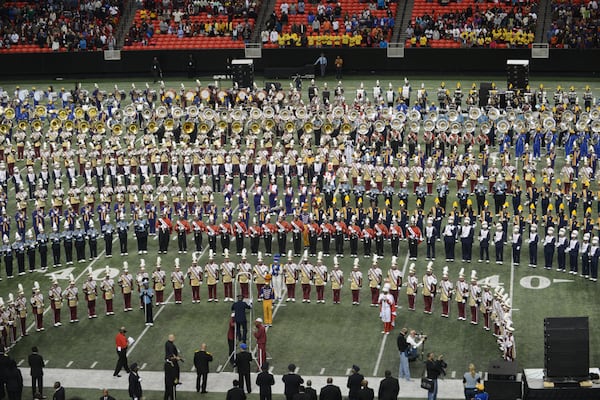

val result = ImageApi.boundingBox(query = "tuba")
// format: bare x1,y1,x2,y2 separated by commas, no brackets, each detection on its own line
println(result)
357,123,369,135
348,110,359,122
31,119,43,132
468,107,481,120
450,121,462,135
591,120,600,133
87,106,98,120
447,109,459,122
141,107,152,120
127,124,138,135
487,107,500,121
506,109,517,122
590,107,600,121
295,107,307,120
263,119,276,131
436,118,449,132
263,106,275,119
480,121,491,134
542,118,556,131
341,123,353,135
280,109,292,121
156,106,168,119
112,123,123,135
79,120,90,134
164,118,175,131
172,107,184,119
390,118,404,131
374,120,386,133
183,120,195,134
124,105,136,118
496,119,510,134
204,108,216,121
284,121,295,134
409,121,420,132
50,118,61,130
303,121,313,135
249,121,262,135
514,120,526,134
4,107,15,119
423,119,435,132
323,122,334,135
74,107,85,120
332,106,344,120
232,121,243,135
95,121,106,134
562,110,575,123
188,105,199,118
64,120,74,132
464,120,476,133
147,121,159,134
35,105,47,118
408,109,421,122
250,107,262,120
199,88,211,101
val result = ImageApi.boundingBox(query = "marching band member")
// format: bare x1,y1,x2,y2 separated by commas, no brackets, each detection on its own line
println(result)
378,283,396,335
439,267,453,318
422,262,437,315
455,268,469,321
30,281,44,332
83,267,98,319
259,277,274,327
407,216,423,260
118,261,134,312
157,211,173,254
543,226,556,270
494,222,504,264
350,259,363,305
48,274,63,327
478,221,490,263
176,212,191,254
387,256,402,305
254,252,269,300
233,212,248,256
528,223,539,268
237,249,251,299
222,249,236,301
460,217,474,263
101,266,115,316
425,217,436,260
269,252,284,301
16,284,28,337
468,270,481,325
511,226,522,267
298,250,314,303
481,285,493,331
63,274,79,323
314,251,328,303
171,258,185,304
406,263,418,311
368,255,382,307
567,229,580,274
330,256,343,304
188,253,203,303
205,250,220,302
153,257,166,306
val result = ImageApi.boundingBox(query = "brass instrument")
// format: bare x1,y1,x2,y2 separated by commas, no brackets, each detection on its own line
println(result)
204,108,216,121
112,109,123,121
497,119,510,134
590,108,600,121
35,105,47,118
480,121,492,134
447,109,459,122
95,121,106,134
64,120,74,132
514,120,526,134
127,124,138,135
323,122,334,135
232,121,243,135
341,123,353,135
250,107,262,120
0,124,8,135
542,118,556,130
112,123,123,135
256,90,267,102
357,123,369,135
263,106,275,119
87,106,98,120
17,120,27,131
592,120,600,133
156,106,168,119
450,121,462,135
487,107,500,121
436,118,449,132
188,105,199,118
374,120,386,133
199,88,211,101
425,110,436,122
183,121,195,134
4,107,15,119
390,118,404,131
198,121,213,134
57,109,68,121
263,119,276,131
365,107,378,120
303,121,313,135
124,105,136,118
74,107,85,120
164,118,175,131
295,107,307,120
147,121,159,134
576,119,589,132
423,119,435,131
507,110,517,122
284,121,295,134
249,121,262,135
347,110,359,122
562,110,575,123
230,109,242,121
216,120,228,132
409,121,420,132
172,107,183,119
468,107,481,120
79,120,90,134
332,106,344,119
31,119,43,132
280,109,292,121
50,118,61,130
464,120,476,133
408,109,421,122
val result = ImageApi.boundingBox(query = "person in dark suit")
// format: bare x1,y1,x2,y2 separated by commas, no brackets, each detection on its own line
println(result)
293,385,307,400
235,343,253,393
165,334,182,384
282,363,304,400
52,381,65,400
231,295,252,342
164,356,178,400
128,363,143,400
377,370,399,400
346,365,364,400
193,343,213,393
255,362,275,400
319,377,342,400
357,380,374,400
226,380,247,400
305,380,318,400
6,359,24,400
28,346,45,399
99,388,116,400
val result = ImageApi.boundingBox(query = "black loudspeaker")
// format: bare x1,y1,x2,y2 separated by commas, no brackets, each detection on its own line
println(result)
488,359,519,381
544,317,589,378
484,380,522,400
264,82,282,91
479,82,492,107
231,59,254,89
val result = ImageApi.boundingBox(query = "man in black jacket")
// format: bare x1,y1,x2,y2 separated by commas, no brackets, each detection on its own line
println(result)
52,381,65,400
377,370,399,400
425,352,447,400
226,380,247,400
256,362,275,400
235,343,253,393
128,363,143,400
28,346,45,399
346,365,364,400
164,356,178,400
357,380,374,400
282,363,304,400
319,377,342,400
305,380,317,400
193,343,213,393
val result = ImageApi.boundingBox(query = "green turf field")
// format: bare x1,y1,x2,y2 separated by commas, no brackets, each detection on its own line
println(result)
1,74,600,385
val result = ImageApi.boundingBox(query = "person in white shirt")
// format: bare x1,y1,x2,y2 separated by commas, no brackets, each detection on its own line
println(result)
406,330,426,361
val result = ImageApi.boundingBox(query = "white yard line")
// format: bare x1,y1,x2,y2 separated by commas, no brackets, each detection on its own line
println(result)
90,361,98,368
66,361,73,367
126,290,175,356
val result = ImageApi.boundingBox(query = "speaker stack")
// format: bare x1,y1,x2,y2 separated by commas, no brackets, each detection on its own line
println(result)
544,317,589,381
231,59,254,89
485,359,522,400
506,60,529,90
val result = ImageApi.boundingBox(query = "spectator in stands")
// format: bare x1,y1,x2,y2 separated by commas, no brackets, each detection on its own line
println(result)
298,0,305,15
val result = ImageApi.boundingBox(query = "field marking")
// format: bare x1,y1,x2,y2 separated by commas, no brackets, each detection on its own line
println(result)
18,359,24,366
216,365,223,372
191,366,196,372
451,371,456,378
140,362,147,370
509,263,515,305
269,365,274,374
345,368,352,375
90,361,98,368
294,366,300,374
126,290,175,356
320,368,325,375
66,361,73,367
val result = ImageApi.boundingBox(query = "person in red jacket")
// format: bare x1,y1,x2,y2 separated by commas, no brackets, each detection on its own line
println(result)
254,318,267,370
113,326,130,377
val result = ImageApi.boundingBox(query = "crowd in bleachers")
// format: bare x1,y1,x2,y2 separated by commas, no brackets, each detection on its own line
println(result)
124,0,258,46
406,1,537,48
0,0,121,52
263,0,396,48
547,0,599,48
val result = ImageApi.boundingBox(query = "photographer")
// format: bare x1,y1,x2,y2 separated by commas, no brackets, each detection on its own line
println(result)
406,330,427,362
425,352,447,400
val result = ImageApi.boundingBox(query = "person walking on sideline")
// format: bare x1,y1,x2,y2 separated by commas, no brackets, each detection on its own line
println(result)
256,362,275,400
113,326,130,377
193,343,213,393
28,346,45,399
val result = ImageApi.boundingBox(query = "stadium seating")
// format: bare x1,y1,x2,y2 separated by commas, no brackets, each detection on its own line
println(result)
266,0,397,47
547,0,600,48
406,0,538,48
0,0,120,53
